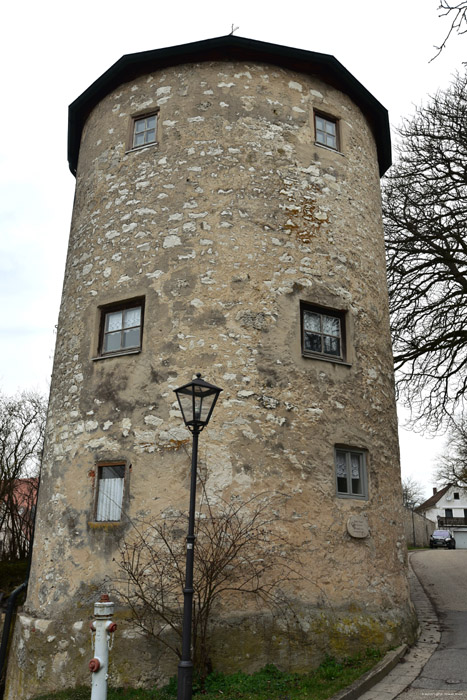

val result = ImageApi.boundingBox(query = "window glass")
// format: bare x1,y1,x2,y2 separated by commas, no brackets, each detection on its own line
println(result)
315,114,338,150
302,306,344,360
96,465,125,521
100,301,143,356
132,113,158,148
335,449,367,499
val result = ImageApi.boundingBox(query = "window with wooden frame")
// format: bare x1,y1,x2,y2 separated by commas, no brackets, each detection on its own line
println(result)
301,303,346,361
95,463,126,522
335,448,368,499
131,111,158,150
314,112,339,151
98,298,144,357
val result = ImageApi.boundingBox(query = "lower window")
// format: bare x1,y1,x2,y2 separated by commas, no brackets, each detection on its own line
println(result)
335,448,367,499
96,463,125,521
99,298,144,356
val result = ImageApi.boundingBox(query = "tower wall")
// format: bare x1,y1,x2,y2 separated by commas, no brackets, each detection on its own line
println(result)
7,57,415,698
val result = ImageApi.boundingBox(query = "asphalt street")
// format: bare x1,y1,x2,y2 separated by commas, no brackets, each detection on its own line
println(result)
401,549,467,699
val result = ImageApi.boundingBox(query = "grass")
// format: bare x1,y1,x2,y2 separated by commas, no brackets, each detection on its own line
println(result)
32,649,383,700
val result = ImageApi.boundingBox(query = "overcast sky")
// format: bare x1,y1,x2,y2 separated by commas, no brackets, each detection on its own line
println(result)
1,0,464,499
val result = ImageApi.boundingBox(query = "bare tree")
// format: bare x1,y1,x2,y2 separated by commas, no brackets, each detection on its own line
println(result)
383,72,467,429
402,477,426,508
0,391,46,559
435,418,467,486
433,1,467,59
113,489,315,680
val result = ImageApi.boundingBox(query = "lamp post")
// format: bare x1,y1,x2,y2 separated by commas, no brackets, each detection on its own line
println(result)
174,373,222,700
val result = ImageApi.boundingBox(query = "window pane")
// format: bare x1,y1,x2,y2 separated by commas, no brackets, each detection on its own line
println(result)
326,121,336,135
134,132,145,147
123,327,140,348
97,466,124,521
123,307,141,328
316,117,324,131
336,451,347,478
135,119,146,133
304,332,322,353
304,311,321,332
322,315,340,336
146,129,156,143
147,116,156,129
106,311,123,332
326,134,337,148
323,336,340,356
104,331,122,353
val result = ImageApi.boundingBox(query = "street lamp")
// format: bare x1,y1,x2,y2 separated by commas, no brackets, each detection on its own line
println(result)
174,373,222,700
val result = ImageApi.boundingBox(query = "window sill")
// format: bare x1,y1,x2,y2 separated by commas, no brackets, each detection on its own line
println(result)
302,353,351,367
314,142,345,157
92,349,141,361
125,142,158,155
88,521,123,530
336,494,368,501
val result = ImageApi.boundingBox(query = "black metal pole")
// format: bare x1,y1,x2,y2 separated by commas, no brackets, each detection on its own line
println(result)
177,426,200,700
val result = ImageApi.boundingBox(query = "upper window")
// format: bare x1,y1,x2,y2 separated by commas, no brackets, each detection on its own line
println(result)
96,463,125,522
335,448,367,499
315,113,338,150
301,303,345,361
132,112,158,149
454,492,460,500
99,299,144,356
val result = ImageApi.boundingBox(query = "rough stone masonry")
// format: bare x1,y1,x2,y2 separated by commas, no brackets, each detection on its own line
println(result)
6,36,416,699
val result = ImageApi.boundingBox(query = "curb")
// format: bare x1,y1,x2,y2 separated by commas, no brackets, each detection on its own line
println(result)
329,644,408,700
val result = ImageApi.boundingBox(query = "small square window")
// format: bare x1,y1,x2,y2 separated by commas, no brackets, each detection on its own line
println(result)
131,113,158,149
99,299,144,356
301,303,345,361
315,113,338,150
335,448,367,499
96,463,125,521
454,492,460,500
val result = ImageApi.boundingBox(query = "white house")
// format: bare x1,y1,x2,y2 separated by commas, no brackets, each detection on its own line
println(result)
416,484,467,548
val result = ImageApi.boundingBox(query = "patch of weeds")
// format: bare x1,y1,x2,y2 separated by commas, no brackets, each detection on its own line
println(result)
32,648,383,700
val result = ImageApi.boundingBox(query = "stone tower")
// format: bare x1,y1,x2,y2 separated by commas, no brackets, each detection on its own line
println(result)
7,36,415,699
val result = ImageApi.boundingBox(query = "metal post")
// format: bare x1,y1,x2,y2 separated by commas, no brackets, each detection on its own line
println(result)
177,427,200,700
89,594,117,700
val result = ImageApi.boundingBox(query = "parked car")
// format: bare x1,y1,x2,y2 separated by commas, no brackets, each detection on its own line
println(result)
430,529,456,549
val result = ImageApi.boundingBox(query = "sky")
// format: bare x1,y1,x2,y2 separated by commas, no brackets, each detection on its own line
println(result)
1,0,465,500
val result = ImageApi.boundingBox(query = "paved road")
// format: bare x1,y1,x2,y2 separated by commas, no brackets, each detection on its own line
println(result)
402,549,467,698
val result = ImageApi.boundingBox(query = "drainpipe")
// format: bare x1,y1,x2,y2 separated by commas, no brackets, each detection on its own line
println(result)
89,594,117,700
0,579,28,698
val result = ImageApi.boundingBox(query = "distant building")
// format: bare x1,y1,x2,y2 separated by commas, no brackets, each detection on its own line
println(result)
7,35,415,698
416,485,467,547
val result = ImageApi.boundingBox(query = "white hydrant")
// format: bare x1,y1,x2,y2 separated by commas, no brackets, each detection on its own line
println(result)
89,594,117,700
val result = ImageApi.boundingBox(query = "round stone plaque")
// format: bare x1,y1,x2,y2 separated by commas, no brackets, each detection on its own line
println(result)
347,514,370,539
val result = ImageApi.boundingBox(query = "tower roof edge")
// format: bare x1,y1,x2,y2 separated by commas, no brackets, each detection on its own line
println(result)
67,34,391,177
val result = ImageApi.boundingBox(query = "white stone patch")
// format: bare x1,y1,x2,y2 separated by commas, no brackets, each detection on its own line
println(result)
146,269,164,279
122,418,132,437
310,89,324,98
293,106,306,113
103,267,112,278
144,415,164,427
163,235,181,248
169,213,183,221
117,275,131,284
267,413,286,426
122,222,137,233
190,298,204,308
188,117,205,122
82,264,93,276
220,102,229,108
156,86,171,96
238,390,254,398
288,80,303,92
187,166,202,172
157,97,171,105
183,222,196,232
103,421,113,431
162,120,177,127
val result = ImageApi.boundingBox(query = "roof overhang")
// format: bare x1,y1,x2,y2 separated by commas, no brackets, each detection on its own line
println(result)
68,34,391,176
